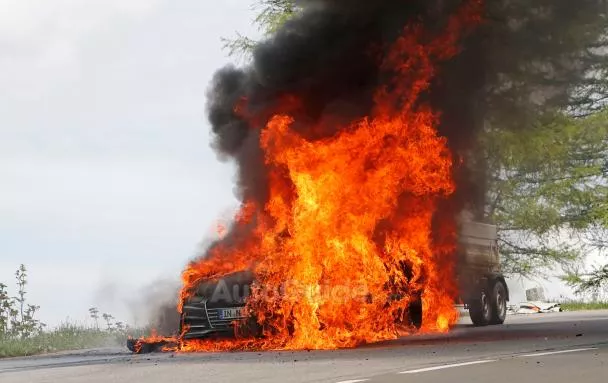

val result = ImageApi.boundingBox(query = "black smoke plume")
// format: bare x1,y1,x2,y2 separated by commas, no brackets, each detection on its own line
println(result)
209,1,477,216
206,0,607,245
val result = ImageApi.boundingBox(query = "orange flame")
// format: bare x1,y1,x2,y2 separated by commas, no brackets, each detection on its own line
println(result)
141,0,483,353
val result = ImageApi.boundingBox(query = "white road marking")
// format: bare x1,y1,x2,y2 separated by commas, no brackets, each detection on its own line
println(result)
399,360,496,374
519,347,599,358
335,380,369,383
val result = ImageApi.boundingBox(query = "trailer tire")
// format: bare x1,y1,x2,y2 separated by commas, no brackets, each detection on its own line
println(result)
490,280,507,325
468,288,492,326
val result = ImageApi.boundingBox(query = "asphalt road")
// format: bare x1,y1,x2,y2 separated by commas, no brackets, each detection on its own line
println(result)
1,310,607,383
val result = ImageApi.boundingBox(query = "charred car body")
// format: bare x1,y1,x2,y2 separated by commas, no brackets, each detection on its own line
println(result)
181,270,255,339
180,220,508,339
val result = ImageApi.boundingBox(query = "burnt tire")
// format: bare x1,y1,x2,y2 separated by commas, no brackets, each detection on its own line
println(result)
490,280,507,325
468,288,492,327
408,297,423,329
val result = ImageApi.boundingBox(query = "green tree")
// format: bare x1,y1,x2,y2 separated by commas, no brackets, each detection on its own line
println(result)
564,265,608,294
483,110,608,275
223,0,298,58
474,1,608,287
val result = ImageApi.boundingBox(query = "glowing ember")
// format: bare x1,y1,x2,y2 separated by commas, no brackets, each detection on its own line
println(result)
138,0,483,352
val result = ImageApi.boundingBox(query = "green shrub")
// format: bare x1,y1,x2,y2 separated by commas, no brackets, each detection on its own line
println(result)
559,301,608,311
1,265,141,358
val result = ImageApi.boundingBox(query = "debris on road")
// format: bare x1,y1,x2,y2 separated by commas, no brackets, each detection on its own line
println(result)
515,301,562,314
127,337,177,354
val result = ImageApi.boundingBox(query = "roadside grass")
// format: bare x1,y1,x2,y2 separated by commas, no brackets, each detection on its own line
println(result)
0,323,137,358
2,265,152,358
559,301,608,311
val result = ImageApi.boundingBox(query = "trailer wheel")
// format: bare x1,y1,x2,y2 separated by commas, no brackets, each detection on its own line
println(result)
468,289,492,326
490,280,507,325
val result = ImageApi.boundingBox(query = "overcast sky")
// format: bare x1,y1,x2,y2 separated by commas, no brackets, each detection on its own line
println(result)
0,0,260,326
1,0,580,328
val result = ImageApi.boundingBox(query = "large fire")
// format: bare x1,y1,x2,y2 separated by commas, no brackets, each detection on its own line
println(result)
138,0,483,353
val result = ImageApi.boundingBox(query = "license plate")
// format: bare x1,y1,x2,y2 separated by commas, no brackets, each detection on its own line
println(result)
219,308,243,320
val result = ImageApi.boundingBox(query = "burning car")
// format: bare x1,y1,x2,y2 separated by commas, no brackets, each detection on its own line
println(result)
180,270,257,340
128,1,507,353
179,220,508,341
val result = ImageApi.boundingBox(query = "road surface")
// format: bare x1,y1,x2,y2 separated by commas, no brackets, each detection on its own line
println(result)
1,310,607,383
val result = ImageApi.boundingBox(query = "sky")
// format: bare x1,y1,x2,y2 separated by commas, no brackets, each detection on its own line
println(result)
0,0,581,329
0,0,259,327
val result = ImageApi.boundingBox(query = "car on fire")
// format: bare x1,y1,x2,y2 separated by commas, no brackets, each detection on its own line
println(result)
178,220,509,339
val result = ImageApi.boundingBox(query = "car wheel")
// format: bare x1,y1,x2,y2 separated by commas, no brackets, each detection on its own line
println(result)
408,296,423,329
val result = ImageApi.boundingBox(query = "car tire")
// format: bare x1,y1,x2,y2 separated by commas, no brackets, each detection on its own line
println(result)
408,297,423,329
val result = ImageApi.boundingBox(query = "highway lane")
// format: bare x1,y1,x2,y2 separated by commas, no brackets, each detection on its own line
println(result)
1,310,607,383
368,346,607,383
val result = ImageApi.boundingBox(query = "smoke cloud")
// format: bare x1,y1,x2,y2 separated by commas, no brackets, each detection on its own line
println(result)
209,1,475,209
207,0,607,229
